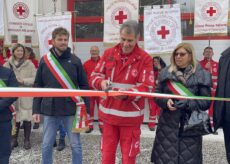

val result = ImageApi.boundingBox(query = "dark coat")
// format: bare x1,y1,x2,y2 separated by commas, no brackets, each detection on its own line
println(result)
0,66,18,122
32,47,90,116
213,47,230,130
151,64,211,164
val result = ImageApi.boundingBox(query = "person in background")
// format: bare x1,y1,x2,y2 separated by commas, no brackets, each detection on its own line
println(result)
0,64,18,164
90,20,154,164
23,46,39,130
0,45,6,66
25,47,39,69
199,46,218,131
4,43,36,150
147,56,166,131
5,47,11,59
83,45,102,133
214,47,230,163
151,43,211,164
32,27,90,164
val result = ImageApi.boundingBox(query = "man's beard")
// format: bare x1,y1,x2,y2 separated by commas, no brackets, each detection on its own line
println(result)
55,46,67,55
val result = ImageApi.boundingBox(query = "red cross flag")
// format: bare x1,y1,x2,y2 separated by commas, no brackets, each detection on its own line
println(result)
144,4,182,54
36,13,73,57
103,0,139,44
5,0,37,44
194,0,229,35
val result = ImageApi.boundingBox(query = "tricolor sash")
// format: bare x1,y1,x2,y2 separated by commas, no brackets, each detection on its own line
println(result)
167,81,194,96
44,52,89,133
0,79,16,135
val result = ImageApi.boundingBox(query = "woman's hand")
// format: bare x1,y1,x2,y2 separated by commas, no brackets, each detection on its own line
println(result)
16,76,24,85
167,99,176,111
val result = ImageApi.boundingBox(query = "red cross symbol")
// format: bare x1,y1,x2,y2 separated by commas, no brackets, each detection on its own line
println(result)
206,7,216,17
157,26,170,39
115,11,127,24
16,6,25,16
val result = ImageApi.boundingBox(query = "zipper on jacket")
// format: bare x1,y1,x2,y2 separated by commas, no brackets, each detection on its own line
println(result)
100,61,105,73
125,65,131,80
111,67,115,81
142,70,146,82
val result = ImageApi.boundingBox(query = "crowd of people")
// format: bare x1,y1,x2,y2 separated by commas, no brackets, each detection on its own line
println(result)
0,20,229,164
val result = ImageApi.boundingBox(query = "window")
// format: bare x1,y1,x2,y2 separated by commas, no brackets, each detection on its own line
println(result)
139,0,175,15
25,36,32,43
75,0,103,16
11,35,18,43
74,23,103,41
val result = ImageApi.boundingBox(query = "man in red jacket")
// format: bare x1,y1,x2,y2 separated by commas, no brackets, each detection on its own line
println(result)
148,56,166,131
0,45,6,66
200,46,218,131
90,20,154,164
83,46,102,133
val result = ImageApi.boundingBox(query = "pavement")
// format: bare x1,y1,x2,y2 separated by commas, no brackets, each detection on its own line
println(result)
10,123,228,164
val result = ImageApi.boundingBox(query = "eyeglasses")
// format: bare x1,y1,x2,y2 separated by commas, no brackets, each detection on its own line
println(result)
174,52,187,57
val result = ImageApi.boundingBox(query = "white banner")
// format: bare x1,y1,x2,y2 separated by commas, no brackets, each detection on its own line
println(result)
5,0,36,43
103,0,139,44
144,4,182,54
194,0,229,35
36,13,73,57
0,0,4,36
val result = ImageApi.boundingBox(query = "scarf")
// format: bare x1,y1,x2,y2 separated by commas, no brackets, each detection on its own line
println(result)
174,64,193,85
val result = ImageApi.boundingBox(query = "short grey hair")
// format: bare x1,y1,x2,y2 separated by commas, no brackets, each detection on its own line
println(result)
120,20,140,37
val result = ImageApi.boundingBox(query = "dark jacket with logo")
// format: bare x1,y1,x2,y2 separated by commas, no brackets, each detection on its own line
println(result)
0,66,18,122
151,64,211,164
32,47,90,116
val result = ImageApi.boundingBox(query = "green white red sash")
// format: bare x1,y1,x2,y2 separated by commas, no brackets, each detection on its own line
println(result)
167,81,194,96
44,52,89,133
0,79,16,135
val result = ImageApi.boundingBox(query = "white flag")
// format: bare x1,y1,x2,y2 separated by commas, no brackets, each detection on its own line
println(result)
194,0,229,35
144,4,182,54
104,0,139,44
36,13,73,57
5,0,37,43
0,0,4,36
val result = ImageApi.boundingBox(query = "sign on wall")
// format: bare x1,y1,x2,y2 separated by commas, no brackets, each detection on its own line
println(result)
144,4,182,54
103,0,139,44
36,13,73,56
5,0,37,43
194,0,229,35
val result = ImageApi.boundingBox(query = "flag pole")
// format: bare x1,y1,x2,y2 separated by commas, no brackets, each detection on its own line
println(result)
52,0,57,13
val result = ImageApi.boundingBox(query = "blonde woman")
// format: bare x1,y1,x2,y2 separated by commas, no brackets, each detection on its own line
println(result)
151,43,211,164
4,43,36,150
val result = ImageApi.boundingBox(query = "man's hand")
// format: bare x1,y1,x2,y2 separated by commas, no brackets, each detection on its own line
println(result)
33,114,41,123
101,80,111,91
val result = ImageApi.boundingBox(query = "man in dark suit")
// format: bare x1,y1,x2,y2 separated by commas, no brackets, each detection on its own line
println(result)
214,47,230,163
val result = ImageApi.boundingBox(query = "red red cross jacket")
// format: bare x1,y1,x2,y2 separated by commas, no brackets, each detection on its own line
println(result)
200,59,218,95
90,44,154,126
83,57,100,89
